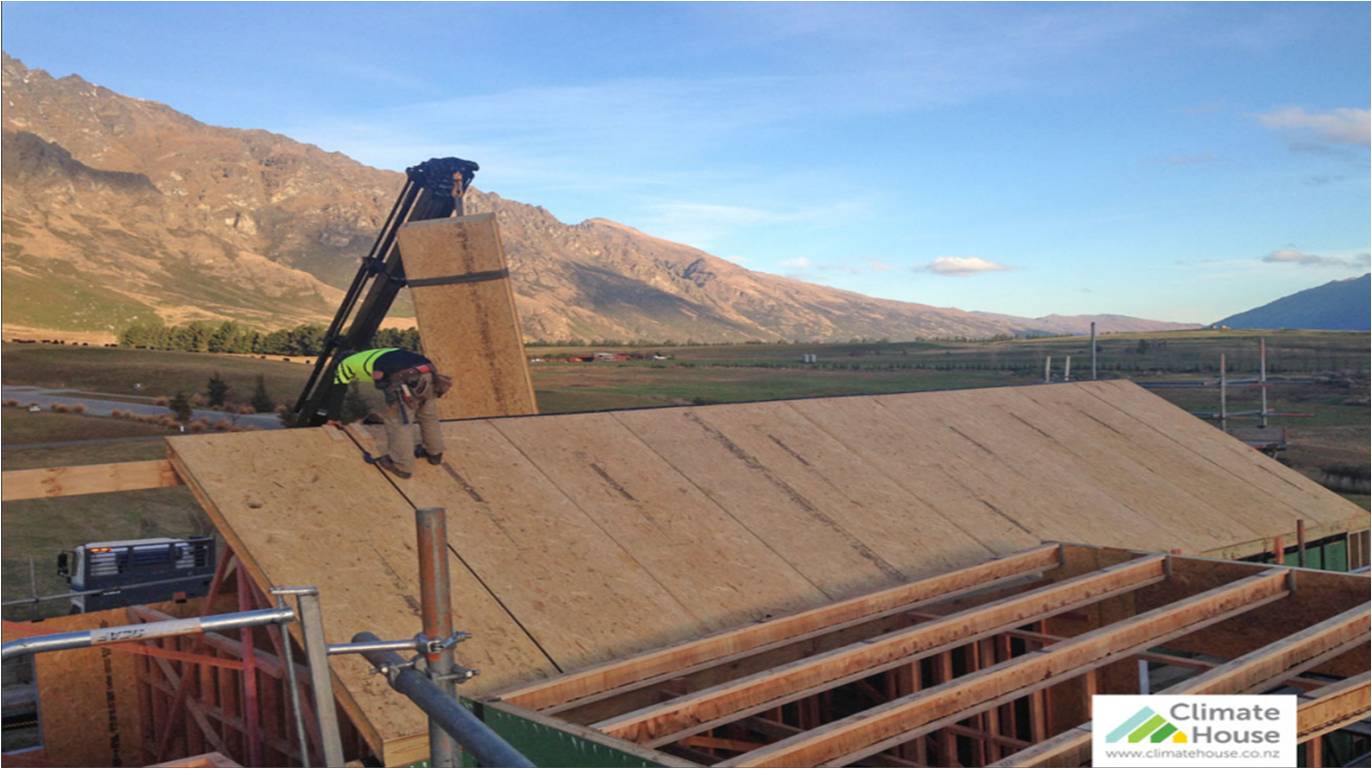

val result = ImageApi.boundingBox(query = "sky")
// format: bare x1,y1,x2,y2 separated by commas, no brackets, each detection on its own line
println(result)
3,2,1369,323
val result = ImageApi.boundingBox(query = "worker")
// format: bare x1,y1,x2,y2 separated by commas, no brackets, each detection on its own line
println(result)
333,347,452,478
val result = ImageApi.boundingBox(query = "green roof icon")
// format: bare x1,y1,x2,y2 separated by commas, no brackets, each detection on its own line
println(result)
1106,706,1188,744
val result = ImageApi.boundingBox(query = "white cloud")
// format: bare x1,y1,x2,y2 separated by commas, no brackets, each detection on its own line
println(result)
865,259,896,273
780,256,816,271
923,256,1011,276
1256,107,1370,148
1262,248,1369,269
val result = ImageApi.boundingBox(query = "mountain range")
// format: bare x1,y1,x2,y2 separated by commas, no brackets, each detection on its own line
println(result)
1215,274,1370,331
0,53,1197,343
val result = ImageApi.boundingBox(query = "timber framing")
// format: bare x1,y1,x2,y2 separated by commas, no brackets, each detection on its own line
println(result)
2,459,182,501
491,543,1372,768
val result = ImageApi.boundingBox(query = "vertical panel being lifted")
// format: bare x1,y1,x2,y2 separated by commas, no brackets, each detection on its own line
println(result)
396,213,538,420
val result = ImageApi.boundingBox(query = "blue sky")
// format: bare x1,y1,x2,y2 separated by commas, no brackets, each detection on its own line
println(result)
3,2,1369,322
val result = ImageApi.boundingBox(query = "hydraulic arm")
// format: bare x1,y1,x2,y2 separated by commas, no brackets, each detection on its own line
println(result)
289,157,479,426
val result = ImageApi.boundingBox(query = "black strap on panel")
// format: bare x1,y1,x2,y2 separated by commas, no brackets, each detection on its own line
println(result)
405,269,510,288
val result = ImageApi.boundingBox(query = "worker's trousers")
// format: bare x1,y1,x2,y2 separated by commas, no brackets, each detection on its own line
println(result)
382,373,445,474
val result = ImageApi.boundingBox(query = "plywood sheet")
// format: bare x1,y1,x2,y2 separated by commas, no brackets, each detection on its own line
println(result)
1075,381,1365,540
381,418,712,672
396,213,537,420
167,429,557,766
783,396,1045,556
612,402,999,595
487,412,832,631
167,380,1366,764
2,600,201,767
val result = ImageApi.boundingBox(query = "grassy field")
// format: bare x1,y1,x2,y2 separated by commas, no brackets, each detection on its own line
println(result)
2,344,310,408
2,408,173,444
2,330,1367,618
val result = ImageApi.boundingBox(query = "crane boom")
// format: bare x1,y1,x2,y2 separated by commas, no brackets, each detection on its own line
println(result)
288,157,479,426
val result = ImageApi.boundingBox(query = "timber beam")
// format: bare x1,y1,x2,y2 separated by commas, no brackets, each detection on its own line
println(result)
1299,672,1371,742
594,554,1167,744
2,459,181,501
720,568,1290,767
499,544,1063,712
990,601,1371,768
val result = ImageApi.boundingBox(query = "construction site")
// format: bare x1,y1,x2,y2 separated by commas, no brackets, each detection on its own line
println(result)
2,159,1369,768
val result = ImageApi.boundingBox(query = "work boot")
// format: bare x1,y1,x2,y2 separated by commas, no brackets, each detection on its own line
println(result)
415,446,444,465
366,453,412,479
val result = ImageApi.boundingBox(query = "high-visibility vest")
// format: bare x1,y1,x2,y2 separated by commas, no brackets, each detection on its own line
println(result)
333,348,398,385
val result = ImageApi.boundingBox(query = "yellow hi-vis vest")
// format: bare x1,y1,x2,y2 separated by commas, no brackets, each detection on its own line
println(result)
333,348,398,385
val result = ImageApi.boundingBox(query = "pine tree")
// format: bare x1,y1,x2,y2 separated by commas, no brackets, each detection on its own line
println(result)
250,375,274,413
169,392,193,422
206,373,230,407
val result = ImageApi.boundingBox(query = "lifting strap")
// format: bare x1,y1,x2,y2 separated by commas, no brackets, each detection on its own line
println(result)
405,268,509,288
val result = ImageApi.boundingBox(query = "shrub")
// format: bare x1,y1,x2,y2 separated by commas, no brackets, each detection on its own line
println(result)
50,403,70,413
153,396,170,407
110,408,127,418
2,399,17,407
237,404,256,415
169,392,193,423
213,418,233,432
158,416,179,429
189,393,208,407
188,419,209,433
70,404,86,414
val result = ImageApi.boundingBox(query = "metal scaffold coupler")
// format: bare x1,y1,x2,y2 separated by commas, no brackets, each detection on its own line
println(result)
418,630,472,654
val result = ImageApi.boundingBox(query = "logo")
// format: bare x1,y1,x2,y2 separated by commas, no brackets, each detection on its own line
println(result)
1105,706,1188,744
1093,695,1295,767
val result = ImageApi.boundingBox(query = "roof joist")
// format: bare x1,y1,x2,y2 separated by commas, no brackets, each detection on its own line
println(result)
593,553,1169,746
499,544,1064,713
990,601,1371,767
719,568,1291,767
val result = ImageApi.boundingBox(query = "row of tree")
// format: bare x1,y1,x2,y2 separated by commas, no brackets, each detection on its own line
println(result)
119,321,421,356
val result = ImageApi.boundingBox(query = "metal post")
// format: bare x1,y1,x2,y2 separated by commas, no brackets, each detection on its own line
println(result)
416,507,459,767
276,588,347,767
237,566,263,767
1296,519,1307,568
1219,353,1228,433
274,597,311,767
1090,322,1097,380
352,632,532,767
1260,337,1269,429
1044,355,1052,384
1064,356,1072,382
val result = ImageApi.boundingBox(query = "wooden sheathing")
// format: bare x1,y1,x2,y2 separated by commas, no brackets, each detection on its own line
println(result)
1,600,204,767
164,381,1369,763
394,213,538,420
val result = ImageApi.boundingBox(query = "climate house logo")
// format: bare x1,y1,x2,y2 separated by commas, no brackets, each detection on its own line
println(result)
1093,695,1296,767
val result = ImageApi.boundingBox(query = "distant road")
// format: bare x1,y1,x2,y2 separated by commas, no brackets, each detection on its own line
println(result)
2,386,282,430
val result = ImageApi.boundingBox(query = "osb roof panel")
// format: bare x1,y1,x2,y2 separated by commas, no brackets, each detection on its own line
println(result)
167,380,1365,763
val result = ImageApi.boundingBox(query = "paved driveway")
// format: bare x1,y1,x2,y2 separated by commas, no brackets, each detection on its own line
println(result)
3,386,282,430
